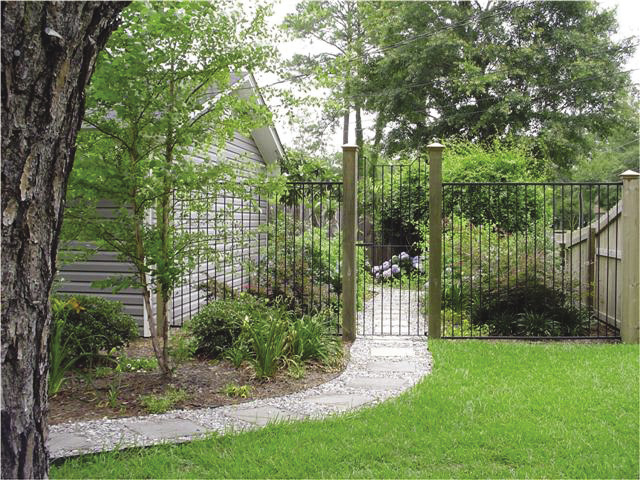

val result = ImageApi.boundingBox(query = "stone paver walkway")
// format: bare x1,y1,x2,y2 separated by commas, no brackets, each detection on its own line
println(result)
48,336,431,459
357,286,427,336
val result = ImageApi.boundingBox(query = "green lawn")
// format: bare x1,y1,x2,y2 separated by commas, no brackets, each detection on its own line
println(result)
51,341,639,479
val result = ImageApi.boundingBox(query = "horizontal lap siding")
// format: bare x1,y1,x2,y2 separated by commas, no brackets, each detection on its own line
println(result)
57,244,145,333
59,134,273,335
171,133,269,327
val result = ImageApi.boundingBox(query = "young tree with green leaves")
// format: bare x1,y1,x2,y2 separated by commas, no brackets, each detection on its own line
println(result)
63,1,282,375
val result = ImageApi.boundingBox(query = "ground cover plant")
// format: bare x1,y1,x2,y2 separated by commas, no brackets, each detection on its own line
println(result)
51,341,639,479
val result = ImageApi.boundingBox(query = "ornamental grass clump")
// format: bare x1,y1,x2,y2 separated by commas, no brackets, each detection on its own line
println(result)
371,252,424,282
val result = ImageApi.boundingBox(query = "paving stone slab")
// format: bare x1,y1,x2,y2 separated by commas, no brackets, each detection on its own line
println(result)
371,346,415,357
225,405,307,427
48,432,91,452
306,394,374,410
367,360,417,373
345,376,408,390
123,417,207,440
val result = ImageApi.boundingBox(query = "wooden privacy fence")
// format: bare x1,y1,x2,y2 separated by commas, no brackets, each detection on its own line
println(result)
560,201,622,328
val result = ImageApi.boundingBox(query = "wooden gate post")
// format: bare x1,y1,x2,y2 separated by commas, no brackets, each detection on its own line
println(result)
342,144,358,341
620,170,640,344
428,143,445,338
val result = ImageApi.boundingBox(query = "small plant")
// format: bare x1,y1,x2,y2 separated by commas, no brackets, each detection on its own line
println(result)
222,383,251,398
286,358,306,379
224,343,250,368
113,351,158,373
168,331,196,365
440,307,490,337
244,316,288,379
94,366,114,378
285,312,342,364
371,252,424,282
140,387,188,414
48,298,88,396
106,375,122,409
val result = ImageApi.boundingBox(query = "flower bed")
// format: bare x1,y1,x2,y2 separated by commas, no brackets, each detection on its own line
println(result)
371,252,424,282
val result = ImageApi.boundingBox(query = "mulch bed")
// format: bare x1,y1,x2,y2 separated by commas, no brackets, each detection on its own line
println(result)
49,338,351,426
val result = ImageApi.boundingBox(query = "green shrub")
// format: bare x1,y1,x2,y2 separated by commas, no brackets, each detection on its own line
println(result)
416,216,563,315
370,161,428,248
248,215,361,315
471,282,591,336
51,295,138,361
443,139,546,233
187,294,272,358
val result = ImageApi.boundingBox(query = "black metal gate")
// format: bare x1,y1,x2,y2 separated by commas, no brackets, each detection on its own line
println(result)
357,157,429,335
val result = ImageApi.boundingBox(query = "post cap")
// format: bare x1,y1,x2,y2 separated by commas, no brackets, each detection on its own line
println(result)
342,144,359,151
427,142,445,150
620,169,640,180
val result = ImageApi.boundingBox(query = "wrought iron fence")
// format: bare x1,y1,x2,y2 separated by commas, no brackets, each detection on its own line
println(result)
441,182,622,339
171,181,343,332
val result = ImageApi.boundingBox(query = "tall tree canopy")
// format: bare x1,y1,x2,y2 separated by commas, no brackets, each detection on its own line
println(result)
358,0,636,171
283,0,367,148
1,2,128,477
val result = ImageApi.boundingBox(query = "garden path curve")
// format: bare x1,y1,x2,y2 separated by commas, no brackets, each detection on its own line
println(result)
48,335,431,460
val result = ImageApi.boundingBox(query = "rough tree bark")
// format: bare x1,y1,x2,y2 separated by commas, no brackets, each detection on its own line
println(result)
1,2,128,478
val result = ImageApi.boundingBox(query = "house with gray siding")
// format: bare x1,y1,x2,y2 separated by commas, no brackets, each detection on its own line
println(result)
57,74,284,336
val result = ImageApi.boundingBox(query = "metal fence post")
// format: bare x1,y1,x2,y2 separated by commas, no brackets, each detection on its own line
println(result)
342,144,358,341
620,170,639,344
428,143,444,339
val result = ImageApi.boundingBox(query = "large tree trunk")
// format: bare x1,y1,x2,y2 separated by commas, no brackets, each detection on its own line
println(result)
1,2,128,478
